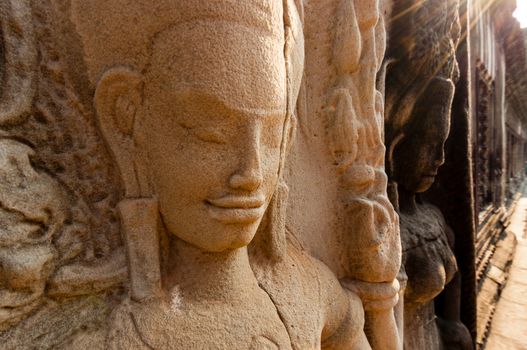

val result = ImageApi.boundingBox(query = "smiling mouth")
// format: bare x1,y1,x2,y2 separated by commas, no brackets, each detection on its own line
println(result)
206,195,265,224
422,169,438,178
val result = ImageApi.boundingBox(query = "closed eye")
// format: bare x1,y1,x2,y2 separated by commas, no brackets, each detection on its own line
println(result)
193,129,227,144
177,121,227,144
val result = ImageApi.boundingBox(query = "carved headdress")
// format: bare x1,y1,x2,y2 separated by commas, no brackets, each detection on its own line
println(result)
384,0,460,177
71,0,303,103
71,0,303,179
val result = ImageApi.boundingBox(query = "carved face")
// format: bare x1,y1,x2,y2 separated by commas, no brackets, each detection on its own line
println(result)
394,103,451,194
137,23,286,252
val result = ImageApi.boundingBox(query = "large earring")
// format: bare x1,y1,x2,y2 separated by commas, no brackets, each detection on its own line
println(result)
251,180,288,263
267,180,289,261
118,198,163,302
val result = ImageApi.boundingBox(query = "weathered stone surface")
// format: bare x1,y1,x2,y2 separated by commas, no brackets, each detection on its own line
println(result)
1,0,523,348
0,0,398,348
285,0,401,348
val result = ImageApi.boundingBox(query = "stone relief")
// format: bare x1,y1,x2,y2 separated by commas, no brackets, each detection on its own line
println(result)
0,0,404,349
474,60,496,211
0,0,126,347
384,0,472,349
0,0,405,348
77,0,377,348
284,0,401,348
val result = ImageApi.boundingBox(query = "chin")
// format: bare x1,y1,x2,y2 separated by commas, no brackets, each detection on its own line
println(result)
415,177,435,193
196,226,258,252
228,236,255,250
227,225,259,249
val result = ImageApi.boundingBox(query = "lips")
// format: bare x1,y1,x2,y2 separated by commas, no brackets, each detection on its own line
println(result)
422,169,438,177
206,195,265,224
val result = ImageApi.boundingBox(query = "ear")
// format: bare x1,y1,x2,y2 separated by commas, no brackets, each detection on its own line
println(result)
249,180,288,263
94,67,143,198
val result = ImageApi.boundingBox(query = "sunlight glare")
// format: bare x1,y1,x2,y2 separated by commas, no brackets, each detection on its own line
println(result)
514,0,527,28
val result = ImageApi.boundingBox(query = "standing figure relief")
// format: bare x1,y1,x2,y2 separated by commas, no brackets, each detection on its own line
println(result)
70,0,373,349
291,1,402,348
384,0,473,349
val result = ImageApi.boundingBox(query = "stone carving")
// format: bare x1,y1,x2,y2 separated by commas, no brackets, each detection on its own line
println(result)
0,0,119,331
327,0,403,347
0,0,403,348
0,0,127,346
474,60,495,211
384,0,473,349
0,139,63,330
45,0,373,348
285,0,401,349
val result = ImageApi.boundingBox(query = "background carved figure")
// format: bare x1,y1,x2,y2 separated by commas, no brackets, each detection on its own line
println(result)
384,0,473,349
285,1,401,348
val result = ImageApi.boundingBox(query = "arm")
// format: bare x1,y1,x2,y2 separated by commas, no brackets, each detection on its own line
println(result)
309,258,370,350
313,257,400,350
321,289,372,350
342,279,402,350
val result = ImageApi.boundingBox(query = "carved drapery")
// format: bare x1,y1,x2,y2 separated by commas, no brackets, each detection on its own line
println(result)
0,3,127,348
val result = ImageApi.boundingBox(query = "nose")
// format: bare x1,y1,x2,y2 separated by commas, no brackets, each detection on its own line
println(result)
433,148,445,168
229,129,263,192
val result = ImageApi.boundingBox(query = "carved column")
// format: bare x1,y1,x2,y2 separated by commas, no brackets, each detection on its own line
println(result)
286,1,402,349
